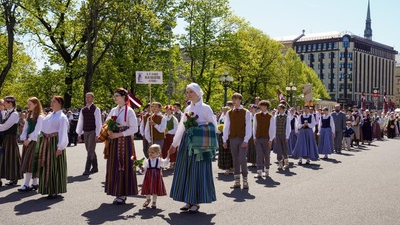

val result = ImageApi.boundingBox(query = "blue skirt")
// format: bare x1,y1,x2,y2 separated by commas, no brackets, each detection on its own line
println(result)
292,128,319,160
170,132,216,204
318,127,334,154
288,130,297,155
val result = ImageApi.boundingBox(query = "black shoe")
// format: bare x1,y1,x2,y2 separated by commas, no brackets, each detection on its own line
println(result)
113,197,126,205
30,184,39,191
18,185,32,192
0,181,2,187
188,205,200,214
82,170,90,176
90,168,98,174
180,204,192,211
46,194,58,199
6,180,17,186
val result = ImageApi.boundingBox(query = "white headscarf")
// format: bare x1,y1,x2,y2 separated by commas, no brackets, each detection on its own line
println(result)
186,83,204,99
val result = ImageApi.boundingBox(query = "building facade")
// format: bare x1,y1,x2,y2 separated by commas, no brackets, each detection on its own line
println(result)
394,55,400,107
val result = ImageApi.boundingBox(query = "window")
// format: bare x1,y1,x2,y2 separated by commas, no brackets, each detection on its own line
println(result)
328,73,335,79
329,52,336,58
320,73,324,79
297,46,301,52
323,43,326,50
329,63,335,69
340,63,345,69
308,45,311,51
318,53,325,60
328,43,333,49
317,44,321,50
348,63,353,70
303,45,306,52
348,52,353,59
340,52,345,59
333,42,338,49
313,44,316,51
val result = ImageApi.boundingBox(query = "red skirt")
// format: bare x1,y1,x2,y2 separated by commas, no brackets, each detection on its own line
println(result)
141,168,167,196
162,134,176,162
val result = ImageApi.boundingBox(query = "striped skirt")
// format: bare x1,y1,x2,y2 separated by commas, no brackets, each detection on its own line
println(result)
105,136,138,197
170,132,216,204
0,134,22,181
21,141,38,175
217,133,232,170
141,168,167,196
37,133,67,195
247,137,256,164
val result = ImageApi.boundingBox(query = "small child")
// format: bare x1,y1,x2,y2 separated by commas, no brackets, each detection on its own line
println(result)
343,121,355,150
141,144,170,209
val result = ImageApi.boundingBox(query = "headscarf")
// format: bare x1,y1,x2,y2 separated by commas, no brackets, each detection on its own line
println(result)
186,83,204,100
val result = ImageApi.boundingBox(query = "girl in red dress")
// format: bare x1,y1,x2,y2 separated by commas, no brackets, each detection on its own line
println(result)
141,144,170,209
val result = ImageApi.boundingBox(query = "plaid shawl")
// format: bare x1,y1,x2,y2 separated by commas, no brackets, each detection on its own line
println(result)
187,123,218,161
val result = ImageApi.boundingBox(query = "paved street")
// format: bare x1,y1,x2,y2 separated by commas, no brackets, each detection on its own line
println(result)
1,138,400,225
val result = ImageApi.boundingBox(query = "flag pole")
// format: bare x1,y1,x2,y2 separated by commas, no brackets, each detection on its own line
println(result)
149,83,154,144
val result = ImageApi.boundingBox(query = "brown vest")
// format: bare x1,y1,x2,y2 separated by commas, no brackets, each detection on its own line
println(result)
143,113,151,128
228,109,246,139
255,112,272,138
150,114,164,140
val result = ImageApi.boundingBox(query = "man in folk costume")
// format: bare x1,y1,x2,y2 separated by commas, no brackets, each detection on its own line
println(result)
145,102,167,150
173,102,183,123
223,93,252,189
140,104,152,158
270,104,291,170
331,104,346,154
351,106,362,148
162,105,178,167
76,92,102,176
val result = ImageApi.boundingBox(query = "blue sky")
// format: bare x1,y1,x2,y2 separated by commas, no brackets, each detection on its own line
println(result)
229,0,399,50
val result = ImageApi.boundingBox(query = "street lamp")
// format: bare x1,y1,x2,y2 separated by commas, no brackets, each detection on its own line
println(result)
286,82,297,106
219,71,234,106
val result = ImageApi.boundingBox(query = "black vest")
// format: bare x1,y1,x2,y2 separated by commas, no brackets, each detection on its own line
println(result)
3,110,18,136
321,116,331,128
82,104,97,132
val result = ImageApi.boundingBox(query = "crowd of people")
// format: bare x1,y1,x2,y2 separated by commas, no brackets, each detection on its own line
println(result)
0,83,399,214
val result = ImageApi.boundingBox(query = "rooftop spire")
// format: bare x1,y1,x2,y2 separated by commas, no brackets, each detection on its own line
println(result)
364,0,372,40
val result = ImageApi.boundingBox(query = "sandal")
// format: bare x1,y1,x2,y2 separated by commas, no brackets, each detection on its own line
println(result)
188,204,200,214
143,199,151,207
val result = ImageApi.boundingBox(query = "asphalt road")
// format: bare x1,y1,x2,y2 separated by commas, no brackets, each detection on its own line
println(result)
1,138,400,225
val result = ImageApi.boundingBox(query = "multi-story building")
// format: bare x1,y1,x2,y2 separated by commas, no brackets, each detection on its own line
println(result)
394,55,400,107
277,1,398,107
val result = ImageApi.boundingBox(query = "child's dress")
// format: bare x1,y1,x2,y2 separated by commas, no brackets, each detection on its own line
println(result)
141,157,169,196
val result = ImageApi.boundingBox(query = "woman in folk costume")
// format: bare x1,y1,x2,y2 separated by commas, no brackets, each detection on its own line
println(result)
351,106,362,148
168,83,218,214
18,97,44,192
361,110,373,145
0,96,23,187
317,107,335,159
37,96,69,198
246,104,257,167
217,106,233,174
105,88,138,205
162,105,178,168
292,105,319,164
288,107,298,156
371,112,382,140
386,113,396,139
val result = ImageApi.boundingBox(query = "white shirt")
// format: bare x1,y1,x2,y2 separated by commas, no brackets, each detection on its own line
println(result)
142,157,170,171
269,112,291,140
318,115,336,134
20,115,44,142
76,103,102,136
144,112,167,143
0,108,19,132
139,112,150,136
165,114,178,135
172,99,217,147
41,110,69,150
106,105,138,137
222,105,252,143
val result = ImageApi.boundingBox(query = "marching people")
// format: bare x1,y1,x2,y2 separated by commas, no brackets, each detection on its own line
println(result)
288,107,298,156
162,105,178,168
352,106,362,148
223,93,252,189
173,102,183,122
247,104,257,167
317,107,335,159
217,106,233,174
18,97,44,192
252,100,273,178
105,88,139,205
332,104,346,154
343,121,355,150
145,102,167,149
168,83,218,213
269,103,291,170
292,105,319,164
141,144,170,209
37,96,69,199
76,92,102,176
362,110,373,145
372,112,382,140
140,104,152,158
387,113,396,139
0,96,23,186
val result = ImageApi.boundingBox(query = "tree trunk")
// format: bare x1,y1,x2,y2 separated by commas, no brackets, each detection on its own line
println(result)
0,1,16,90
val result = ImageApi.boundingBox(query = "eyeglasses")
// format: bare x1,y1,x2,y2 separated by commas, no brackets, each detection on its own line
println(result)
113,94,121,98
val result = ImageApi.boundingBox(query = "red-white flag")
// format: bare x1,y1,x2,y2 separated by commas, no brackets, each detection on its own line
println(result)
277,88,286,102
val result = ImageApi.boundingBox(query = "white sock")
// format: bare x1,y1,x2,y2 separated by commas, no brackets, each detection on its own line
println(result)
32,178,38,186
24,173,32,187
152,195,157,203
146,195,151,200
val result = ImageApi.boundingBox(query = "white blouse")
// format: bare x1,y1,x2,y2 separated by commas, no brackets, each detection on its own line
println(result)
142,157,170,171
0,109,19,132
107,105,138,137
42,110,69,150
20,115,44,142
172,99,217,147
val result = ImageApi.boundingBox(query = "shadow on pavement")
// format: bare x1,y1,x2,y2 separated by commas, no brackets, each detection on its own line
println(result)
298,163,322,170
67,175,91,183
129,207,165,220
162,212,216,225
222,189,255,202
255,176,281,187
276,168,297,177
14,196,64,215
321,158,342,164
216,173,233,182
81,203,135,224
0,190,37,204
338,152,355,156
161,169,174,178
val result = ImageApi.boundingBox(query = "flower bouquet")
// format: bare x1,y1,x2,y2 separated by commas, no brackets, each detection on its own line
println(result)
131,154,145,172
183,112,198,130
98,116,119,142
